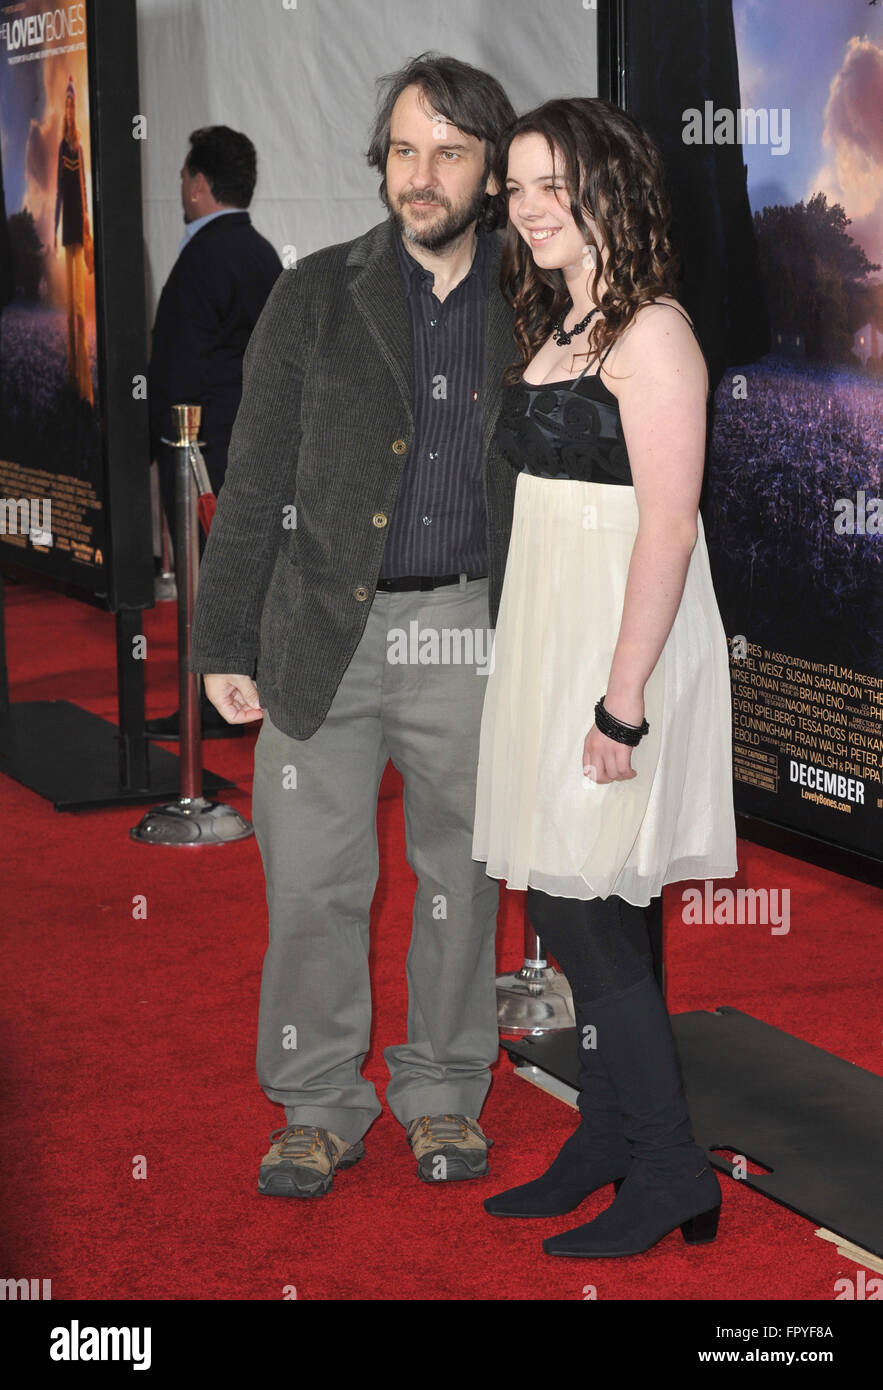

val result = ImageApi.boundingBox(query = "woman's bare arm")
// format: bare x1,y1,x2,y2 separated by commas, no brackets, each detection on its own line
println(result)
582,302,708,784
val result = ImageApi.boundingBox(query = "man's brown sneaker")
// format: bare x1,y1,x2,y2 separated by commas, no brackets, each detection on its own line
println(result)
406,1113,492,1183
257,1124,365,1197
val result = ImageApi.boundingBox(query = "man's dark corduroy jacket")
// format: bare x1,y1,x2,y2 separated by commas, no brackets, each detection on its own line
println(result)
188,215,519,740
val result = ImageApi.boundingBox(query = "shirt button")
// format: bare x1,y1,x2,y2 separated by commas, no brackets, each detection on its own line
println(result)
429,319,437,327
422,516,432,526
372,512,388,528
392,439,407,455
428,452,438,461
353,585,370,602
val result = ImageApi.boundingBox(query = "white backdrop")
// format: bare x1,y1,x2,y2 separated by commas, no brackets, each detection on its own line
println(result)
135,0,600,323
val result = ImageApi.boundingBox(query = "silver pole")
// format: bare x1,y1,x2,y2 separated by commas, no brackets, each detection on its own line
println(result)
130,404,253,847
496,898,575,1036
523,919,546,973
154,457,176,603
175,409,202,803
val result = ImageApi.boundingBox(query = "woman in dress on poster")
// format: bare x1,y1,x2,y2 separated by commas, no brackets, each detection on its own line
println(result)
54,73,94,405
472,97,738,1258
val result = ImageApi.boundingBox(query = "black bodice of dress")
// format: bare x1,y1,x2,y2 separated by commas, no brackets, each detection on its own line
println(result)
495,370,633,485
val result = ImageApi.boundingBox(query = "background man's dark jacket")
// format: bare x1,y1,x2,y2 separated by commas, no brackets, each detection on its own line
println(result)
148,210,282,485
188,217,518,740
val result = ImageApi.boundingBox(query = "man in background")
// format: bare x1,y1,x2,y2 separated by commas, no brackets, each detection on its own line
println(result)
147,125,281,739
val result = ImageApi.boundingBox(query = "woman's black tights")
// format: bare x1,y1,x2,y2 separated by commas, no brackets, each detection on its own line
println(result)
527,886,657,999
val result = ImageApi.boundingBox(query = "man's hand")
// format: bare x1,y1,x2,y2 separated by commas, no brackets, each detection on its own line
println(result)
203,673,264,724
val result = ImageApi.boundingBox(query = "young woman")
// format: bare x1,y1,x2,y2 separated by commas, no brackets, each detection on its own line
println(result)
471,98,738,1258
54,74,94,404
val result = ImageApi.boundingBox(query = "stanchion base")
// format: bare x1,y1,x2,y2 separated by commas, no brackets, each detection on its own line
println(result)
154,572,177,603
497,966,575,1036
130,796,253,846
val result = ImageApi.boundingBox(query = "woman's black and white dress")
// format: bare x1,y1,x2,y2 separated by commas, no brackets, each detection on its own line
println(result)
472,317,738,906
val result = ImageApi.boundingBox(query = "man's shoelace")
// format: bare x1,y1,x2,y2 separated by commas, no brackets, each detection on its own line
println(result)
269,1125,328,1161
415,1115,471,1146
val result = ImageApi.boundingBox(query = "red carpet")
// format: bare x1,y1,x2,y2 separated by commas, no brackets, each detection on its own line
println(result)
1,574,880,1300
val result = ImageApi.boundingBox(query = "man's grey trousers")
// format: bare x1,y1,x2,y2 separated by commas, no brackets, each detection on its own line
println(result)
251,576,500,1145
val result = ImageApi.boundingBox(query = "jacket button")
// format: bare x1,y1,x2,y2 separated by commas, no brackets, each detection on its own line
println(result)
372,512,388,528
353,585,370,602
392,439,407,455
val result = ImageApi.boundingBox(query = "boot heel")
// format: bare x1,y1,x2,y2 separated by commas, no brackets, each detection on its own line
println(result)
681,1203,721,1245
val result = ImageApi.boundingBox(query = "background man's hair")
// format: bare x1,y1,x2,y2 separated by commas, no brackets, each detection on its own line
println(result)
366,51,516,232
186,126,258,208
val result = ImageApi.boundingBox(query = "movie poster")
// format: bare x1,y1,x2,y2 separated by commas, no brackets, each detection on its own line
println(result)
0,0,105,586
705,0,883,861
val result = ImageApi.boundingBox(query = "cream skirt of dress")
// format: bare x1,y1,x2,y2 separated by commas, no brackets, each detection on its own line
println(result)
472,473,738,906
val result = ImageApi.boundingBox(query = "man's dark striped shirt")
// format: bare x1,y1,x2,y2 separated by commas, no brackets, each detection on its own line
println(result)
380,223,490,578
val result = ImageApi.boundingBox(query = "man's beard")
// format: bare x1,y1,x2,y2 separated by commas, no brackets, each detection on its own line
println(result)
391,181,488,252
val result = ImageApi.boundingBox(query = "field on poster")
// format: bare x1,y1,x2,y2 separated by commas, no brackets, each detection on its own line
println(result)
706,0,882,860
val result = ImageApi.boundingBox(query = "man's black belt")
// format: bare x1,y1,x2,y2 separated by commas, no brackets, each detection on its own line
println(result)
375,572,488,592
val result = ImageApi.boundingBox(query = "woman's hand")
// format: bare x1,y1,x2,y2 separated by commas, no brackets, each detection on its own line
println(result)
582,693,644,784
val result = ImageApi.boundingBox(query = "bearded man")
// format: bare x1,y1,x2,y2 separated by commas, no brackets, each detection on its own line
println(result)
189,52,518,1196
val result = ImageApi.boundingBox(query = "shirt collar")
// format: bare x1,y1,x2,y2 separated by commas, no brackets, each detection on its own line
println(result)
393,219,489,296
178,207,242,255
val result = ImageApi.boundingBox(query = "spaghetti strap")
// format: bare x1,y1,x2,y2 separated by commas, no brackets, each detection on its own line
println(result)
569,300,702,383
569,357,600,388
613,301,699,347
635,300,705,352
651,301,699,336
649,302,709,392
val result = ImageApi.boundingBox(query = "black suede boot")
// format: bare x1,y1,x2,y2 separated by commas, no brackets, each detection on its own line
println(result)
484,996,630,1218
543,975,721,1257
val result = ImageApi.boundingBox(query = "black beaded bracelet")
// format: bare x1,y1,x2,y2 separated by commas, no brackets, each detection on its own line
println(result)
594,695,649,746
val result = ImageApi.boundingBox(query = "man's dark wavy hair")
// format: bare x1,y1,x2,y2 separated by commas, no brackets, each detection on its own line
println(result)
366,51,516,232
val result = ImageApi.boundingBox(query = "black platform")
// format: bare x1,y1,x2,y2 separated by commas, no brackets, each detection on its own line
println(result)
0,700,234,810
504,1007,883,1259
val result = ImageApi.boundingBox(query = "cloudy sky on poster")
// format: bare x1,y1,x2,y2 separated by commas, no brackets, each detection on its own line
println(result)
0,1,92,306
734,0,883,268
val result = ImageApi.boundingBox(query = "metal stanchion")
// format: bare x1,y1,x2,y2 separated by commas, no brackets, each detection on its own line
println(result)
131,404,253,847
497,901,575,1035
152,447,177,603
154,503,177,604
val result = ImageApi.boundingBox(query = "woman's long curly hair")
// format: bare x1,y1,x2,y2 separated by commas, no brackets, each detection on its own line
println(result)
496,98,680,385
